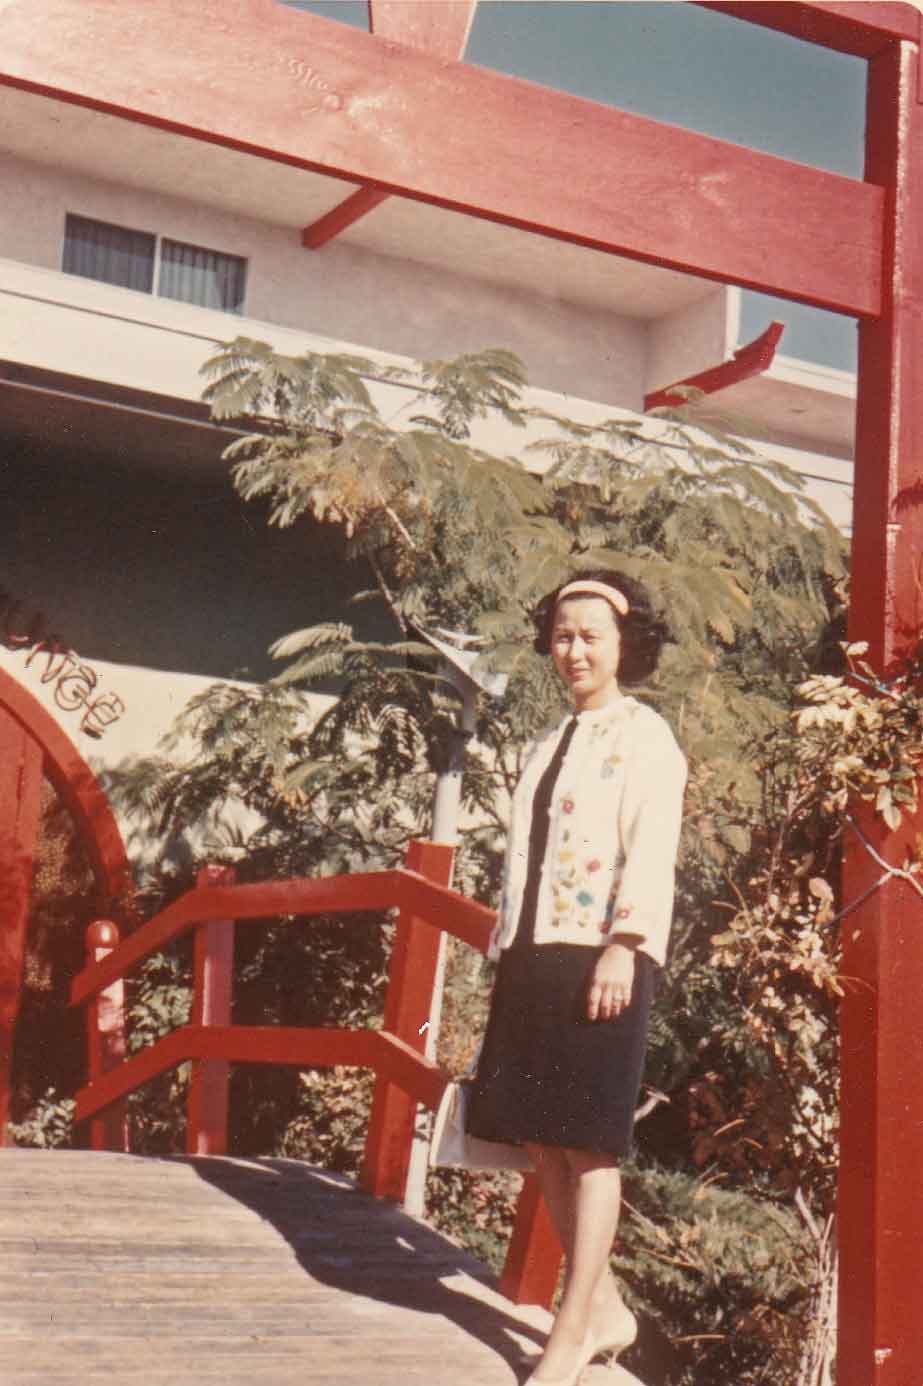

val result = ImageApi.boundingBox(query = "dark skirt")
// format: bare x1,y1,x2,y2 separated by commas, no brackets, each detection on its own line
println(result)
465,939,656,1158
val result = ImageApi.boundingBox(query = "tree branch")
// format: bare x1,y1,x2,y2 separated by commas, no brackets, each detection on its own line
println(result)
369,554,408,636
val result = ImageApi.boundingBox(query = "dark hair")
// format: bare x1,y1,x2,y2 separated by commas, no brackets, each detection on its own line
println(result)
531,569,668,685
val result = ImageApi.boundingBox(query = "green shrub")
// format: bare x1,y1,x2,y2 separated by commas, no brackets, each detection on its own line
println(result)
615,1162,814,1386
277,1065,375,1172
7,1088,75,1149
425,1166,523,1278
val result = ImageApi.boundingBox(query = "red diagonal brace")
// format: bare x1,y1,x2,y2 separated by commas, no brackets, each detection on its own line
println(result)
303,185,391,249
302,0,476,247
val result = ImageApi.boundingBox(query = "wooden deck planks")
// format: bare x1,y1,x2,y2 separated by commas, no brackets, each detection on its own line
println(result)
0,1150,643,1385
0,1150,555,1385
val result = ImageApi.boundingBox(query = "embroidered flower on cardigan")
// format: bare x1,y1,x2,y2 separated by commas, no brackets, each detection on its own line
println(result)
561,796,575,814
586,858,601,873
577,890,594,907
601,754,623,781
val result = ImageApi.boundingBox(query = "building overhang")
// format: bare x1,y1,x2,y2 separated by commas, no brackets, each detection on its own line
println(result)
691,352,857,459
0,254,855,475
0,358,239,477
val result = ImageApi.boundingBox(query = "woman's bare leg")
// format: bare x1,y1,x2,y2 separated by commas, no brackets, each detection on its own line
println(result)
525,1145,621,1309
524,1146,623,1381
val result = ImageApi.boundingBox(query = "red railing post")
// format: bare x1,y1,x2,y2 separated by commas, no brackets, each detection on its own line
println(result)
84,919,129,1152
360,839,454,1200
186,864,235,1156
499,1173,563,1308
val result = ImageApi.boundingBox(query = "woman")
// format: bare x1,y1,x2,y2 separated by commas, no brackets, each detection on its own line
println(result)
466,570,686,1386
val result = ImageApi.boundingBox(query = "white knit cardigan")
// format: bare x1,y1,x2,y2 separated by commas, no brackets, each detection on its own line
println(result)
488,696,687,966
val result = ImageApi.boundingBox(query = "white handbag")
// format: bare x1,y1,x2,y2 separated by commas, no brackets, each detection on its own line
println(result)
429,1078,532,1172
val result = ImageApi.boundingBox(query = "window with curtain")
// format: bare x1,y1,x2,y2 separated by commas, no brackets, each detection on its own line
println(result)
62,216,247,314
158,238,247,314
62,214,156,292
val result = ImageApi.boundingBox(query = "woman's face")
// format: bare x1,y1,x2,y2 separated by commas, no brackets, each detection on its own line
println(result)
550,596,622,710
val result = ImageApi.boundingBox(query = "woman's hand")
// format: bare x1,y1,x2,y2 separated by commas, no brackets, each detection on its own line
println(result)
587,942,636,1021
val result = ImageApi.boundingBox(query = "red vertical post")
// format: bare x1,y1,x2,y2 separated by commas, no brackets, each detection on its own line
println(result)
367,0,478,56
839,36,923,1386
360,839,454,1200
499,1173,563,1308
186,864,235,1157
85,919,129,1152
0,709,42,1144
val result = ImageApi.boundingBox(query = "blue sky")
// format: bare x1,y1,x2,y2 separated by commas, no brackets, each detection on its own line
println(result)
283,2,866,370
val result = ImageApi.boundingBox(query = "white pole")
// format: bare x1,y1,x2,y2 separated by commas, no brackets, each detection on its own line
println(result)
403,672,476,1218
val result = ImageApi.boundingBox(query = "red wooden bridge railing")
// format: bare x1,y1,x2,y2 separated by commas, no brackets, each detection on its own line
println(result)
70,839,562,1308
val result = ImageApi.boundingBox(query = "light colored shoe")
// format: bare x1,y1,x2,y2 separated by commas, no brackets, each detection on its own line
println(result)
586,1300,638,1361
524,1332,594,1386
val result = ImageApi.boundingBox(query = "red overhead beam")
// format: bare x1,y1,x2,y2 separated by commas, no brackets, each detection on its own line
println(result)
697,2,920,58
0,0,882,316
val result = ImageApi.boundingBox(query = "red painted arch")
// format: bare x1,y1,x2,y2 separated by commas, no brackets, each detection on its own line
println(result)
0,665,132,907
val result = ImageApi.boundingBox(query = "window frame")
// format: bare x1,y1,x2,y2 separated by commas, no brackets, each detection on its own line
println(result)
62,212,157,295
62,213,248,315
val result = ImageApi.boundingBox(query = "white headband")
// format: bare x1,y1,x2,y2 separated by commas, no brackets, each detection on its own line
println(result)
556,579,629,617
